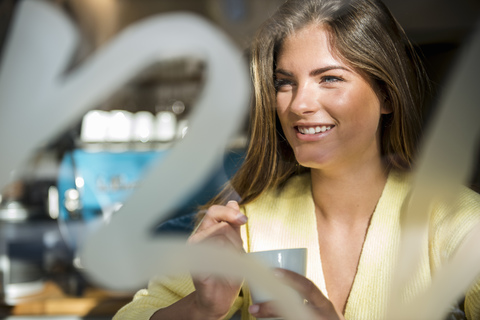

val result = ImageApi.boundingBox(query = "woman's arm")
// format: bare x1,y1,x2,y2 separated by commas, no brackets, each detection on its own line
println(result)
150,201,247,320
150,291,227,320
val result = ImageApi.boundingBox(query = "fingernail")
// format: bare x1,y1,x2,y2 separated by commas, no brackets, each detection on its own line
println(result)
236,213,248,224
249,304,260,314
227,200,238,205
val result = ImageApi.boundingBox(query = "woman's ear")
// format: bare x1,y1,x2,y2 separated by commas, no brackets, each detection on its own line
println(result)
381,103,393,114
374,81,392,115
380,96,393,115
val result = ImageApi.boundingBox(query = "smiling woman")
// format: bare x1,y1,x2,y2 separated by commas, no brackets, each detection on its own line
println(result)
114,0,480,319
274,24,391,171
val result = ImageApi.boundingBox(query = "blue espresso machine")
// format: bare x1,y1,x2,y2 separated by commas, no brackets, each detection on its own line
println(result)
56,149,168,249
56,147,245,248
57,149,167,223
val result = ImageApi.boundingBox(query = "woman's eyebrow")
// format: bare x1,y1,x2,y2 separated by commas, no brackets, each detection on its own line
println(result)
275,65,350,77
309,65,349,76
274,69,293,77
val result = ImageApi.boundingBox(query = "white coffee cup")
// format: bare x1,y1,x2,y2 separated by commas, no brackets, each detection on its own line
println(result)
248,248,307,319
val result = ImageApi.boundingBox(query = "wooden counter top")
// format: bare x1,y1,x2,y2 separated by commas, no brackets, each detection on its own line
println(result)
0,281,133,317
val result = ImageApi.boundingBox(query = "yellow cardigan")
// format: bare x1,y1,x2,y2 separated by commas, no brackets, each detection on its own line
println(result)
114,170,480,319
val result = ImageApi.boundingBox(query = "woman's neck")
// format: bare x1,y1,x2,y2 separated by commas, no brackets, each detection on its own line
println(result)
310,159,389,225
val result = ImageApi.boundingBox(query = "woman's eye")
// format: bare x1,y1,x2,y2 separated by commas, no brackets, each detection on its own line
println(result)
274,78,294,91
322,76,343,84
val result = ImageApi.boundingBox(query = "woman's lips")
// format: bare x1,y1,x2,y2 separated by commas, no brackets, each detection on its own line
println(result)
296,125,334,135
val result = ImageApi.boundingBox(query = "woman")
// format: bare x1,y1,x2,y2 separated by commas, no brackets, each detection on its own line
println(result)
114,0,480,319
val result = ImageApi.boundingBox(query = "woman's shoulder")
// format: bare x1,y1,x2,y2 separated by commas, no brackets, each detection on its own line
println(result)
445,184,478,228
457,185,480,205
431,185,480,224
428,181,480,258
387,169,480,213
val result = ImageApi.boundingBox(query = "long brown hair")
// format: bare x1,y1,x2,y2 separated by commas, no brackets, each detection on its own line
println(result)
202,0,429,213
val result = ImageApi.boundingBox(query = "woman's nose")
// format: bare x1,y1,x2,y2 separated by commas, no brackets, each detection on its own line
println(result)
289,85,317,115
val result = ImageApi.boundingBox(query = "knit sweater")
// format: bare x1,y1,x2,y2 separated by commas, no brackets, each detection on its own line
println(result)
114,170,480,319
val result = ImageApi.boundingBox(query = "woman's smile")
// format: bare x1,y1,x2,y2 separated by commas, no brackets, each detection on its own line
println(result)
294,124,335,142
296,125,334,135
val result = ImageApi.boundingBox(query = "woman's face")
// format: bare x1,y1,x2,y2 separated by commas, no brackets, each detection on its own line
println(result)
275,24,390,172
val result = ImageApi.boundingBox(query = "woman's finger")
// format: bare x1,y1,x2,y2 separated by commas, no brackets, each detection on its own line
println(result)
274,268,329,306
189,221,244,250
274,268,341,318
248,301,282,318
195,201,247,233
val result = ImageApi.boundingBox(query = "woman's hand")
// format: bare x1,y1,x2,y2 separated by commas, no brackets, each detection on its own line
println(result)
187,200,248,320
248,268,344,320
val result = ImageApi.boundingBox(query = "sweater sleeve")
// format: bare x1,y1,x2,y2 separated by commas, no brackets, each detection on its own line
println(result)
458,188,480,320
113,273,245,320
113,274,195,320
429,187,480,320
113,217,252,320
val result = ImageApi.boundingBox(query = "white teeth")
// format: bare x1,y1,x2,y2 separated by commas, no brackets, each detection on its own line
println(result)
298,125,332,135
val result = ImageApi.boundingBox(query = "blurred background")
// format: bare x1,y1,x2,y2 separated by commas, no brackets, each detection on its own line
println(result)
0,0,478,318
